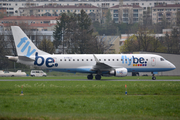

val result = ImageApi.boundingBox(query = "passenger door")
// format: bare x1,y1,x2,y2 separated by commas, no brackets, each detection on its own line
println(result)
151,57,156,66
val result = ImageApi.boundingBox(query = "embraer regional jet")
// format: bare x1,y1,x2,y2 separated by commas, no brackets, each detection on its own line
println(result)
7,26,176,80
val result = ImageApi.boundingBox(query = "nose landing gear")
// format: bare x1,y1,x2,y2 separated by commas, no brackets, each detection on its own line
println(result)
151,72,156,80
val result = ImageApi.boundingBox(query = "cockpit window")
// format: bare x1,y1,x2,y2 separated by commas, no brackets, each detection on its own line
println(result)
160,58,165,61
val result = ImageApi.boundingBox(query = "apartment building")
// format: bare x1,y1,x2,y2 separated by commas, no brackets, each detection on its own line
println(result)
19,3,101,22
152,4,180,25
0,16,58,31
0,7,6,15
0,0,179,16
111,4,143,24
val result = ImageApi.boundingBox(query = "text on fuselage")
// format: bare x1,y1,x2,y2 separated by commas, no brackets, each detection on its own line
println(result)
121,55,147,66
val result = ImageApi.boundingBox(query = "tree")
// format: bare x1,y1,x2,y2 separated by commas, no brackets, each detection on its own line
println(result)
120,35,138,53
105,9,112,28
38,39,55,54
0,32,10,69
170,28,180,54
53,13,69,49
54,10,99,54
120,28,166,53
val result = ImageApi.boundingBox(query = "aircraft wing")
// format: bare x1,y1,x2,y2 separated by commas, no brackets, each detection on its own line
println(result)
91,54,114,71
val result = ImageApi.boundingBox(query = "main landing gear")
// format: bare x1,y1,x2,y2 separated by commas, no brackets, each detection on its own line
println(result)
87,74,101,80
87,74,93,80
151,72,156,80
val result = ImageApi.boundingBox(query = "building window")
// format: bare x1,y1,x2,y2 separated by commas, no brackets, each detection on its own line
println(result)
142,3,144,5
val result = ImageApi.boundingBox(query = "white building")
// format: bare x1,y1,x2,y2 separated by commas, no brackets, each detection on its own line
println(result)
152,4,180,25
0,0,179,16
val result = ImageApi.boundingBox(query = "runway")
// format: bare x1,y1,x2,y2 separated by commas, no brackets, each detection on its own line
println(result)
0,79,180,81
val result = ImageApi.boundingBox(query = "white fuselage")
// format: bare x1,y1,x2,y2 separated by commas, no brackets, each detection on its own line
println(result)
19,54,176,74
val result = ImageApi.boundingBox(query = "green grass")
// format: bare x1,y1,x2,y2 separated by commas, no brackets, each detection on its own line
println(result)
0,81,180,120
0,75,180,80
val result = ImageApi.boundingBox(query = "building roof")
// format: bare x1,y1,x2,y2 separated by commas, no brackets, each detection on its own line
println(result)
0,16,59,20
111,5,142,8
154,4,180,8
20,4,98,9
30,23,56,27
1,23,56,27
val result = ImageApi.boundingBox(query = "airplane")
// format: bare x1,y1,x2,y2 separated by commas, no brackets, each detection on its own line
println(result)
7,26,176,80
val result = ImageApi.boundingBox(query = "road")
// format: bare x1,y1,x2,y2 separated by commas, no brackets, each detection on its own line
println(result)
0,79,180,81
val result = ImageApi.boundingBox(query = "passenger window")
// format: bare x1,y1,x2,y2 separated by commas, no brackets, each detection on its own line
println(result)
64,59,66,61
77,59,79,61
121,59,123,61
108,59,110,61
82,59,84,61
112,59,114,61
104,59,106,61
73,59,75,61
91,59,93,61
125,59,127,61
69,59,71,61
117,59,118,61
60,59,62,61
86,59,88,61
146,59,148,61
99,59,101,61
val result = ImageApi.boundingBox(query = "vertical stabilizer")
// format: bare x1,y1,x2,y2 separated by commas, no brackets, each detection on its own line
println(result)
11,26,50,57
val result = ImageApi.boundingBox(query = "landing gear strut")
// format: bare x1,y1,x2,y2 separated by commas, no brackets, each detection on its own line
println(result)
151,72,156,80
87,74,93,80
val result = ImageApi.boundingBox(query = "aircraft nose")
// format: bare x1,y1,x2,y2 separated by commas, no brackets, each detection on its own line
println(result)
171,63,176,69
169,62,176,70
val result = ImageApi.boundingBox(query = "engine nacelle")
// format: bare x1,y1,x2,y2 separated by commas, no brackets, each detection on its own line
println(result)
109,68,128,77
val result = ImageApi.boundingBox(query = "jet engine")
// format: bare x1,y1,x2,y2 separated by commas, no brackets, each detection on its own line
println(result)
109,68,128,77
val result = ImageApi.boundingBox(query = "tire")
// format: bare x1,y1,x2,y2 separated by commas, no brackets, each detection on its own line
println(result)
95,75,101,80
152,76,156,80
87,75,93,80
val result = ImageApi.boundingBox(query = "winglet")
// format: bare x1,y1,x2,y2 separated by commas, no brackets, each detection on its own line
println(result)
93,54,100,63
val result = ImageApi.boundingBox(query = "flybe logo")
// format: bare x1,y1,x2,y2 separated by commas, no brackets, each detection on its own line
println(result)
121,55,147,66
34,52,58,67
18,37,58,68
17,37,36,57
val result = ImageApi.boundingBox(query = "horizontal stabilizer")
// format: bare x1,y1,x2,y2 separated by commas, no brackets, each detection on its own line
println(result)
18,56,35,61
6,56,18,62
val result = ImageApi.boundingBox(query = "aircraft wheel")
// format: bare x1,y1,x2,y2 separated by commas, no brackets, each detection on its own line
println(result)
87,74,93,80
152,76,156,80
95,74,101,80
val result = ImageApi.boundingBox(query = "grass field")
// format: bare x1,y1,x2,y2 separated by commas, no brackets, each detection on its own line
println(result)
0,75,180,80
0,78,180,119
